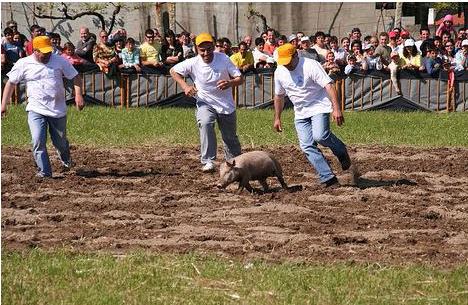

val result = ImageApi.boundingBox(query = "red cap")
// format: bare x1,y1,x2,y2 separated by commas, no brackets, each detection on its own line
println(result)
388,31,397,39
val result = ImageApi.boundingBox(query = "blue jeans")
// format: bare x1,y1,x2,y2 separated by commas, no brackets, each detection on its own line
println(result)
27,111,71,177
196,103,241,164
294,113,348,183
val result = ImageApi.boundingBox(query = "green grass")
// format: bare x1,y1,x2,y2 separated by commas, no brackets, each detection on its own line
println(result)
2,250,467,305
2,105,468,147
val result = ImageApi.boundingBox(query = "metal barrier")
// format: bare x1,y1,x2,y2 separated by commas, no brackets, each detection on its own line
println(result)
2,71,467,112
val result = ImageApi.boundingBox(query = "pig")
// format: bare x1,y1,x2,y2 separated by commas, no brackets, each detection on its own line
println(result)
217,151,289,193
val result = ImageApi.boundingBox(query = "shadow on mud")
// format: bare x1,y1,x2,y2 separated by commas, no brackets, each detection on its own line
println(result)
75,168,180,178
356,178,417,189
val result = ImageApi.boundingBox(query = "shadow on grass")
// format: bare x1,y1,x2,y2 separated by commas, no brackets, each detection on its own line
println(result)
75,168,180,178
355,178,417,189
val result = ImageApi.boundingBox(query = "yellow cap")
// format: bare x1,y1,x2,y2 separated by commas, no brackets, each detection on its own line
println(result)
276,43,296,65
33,36,53,53
195,32,214,46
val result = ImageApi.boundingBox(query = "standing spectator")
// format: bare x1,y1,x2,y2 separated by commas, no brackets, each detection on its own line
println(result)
215,39,226,53
415,27,431,57
373,32,392,66
344,54,359,75
180,31,196,59
350,40,368,71
423,46,443,77
433,36,444,56
454,40,468,71
388,31,399,51
369,36,379,49
222,37,233,57
25,25,45,55
243,35,253,49
170,32,243,173
288,34,299,48
49,33,62,55
119,37,141,73
312,31,328,63
161,29,184,67
322,51,341,77
401,39,423,71
140,29,163,73
388,51,405,95
277,35,288,47
350,27,362,42
273,43,352,188
436,14,456,38
109,28,127,45
252,37,274,69
93,30,119,78
296,31,305,41
3,20,27,46
298,36,320,61
76,27,96,63
364,45,380,71
455,28,466,51
1,36,85,178
230,41,254,73
442,40,457,70
341,37,350,52
263,28,277,55
330,36,347,67
441,31,451,47
2,28,25,69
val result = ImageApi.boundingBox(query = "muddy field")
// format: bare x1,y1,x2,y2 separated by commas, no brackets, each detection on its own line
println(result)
2,145,468,266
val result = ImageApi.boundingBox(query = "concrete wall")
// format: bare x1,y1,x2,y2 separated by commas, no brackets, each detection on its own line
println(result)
2,2,403,44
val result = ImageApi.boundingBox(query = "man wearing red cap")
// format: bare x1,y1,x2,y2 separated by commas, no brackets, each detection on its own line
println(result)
1,35,84,178
170,32,243,173
273,43,352,188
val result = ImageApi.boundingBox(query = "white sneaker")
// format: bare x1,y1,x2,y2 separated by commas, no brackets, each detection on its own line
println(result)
202,162,216,173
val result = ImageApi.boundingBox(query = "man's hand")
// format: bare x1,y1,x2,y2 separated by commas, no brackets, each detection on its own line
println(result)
273,118,283,132
332,108,344,126
75,94,85,111
184,85,197,97
216,79,231,90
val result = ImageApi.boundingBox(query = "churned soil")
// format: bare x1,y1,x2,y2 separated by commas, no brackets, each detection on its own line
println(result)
2,145,467,266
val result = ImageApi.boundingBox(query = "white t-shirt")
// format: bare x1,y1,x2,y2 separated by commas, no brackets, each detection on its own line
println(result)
252,47,275,67
274,57,333,119
7,54,78,118
172,52,241,114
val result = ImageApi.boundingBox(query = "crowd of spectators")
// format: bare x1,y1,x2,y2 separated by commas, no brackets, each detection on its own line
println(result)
2,15,468,86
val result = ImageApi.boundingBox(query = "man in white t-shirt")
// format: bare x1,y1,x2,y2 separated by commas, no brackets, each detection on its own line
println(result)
170,32,243,172
1,36,85,178
273,43,351,188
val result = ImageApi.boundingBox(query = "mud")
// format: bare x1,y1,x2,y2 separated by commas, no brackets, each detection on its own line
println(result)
2,145,467,266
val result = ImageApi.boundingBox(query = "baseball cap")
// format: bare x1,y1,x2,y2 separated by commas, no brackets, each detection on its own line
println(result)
390,51,400,58
389,31,398,39
195,32,214,46
300,36,310,42
404,39,415,47
276,43,296,65
400,30,410,39
32,35,53,53
462,39,468,47
288,34,297,43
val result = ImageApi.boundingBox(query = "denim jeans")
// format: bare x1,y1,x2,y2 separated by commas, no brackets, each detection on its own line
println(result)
294,113,348,183
27,111,71,177
196,103,241,164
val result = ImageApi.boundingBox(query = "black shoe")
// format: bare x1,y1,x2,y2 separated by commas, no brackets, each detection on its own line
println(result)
323,176,339,188
339,151,352,171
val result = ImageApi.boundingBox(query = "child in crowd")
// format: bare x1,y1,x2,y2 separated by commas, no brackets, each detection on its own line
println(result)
119,37,141,73
364,45,381,71
322,51,341,77
62,42,88,65
423,47,443,77
436,14,456,38
344,54,360,75
388,51,405,95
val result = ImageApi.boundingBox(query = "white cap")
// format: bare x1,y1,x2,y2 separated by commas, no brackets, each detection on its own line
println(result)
404,39,415,47
300,36,310,42
288,34,297,43
462,39,468,47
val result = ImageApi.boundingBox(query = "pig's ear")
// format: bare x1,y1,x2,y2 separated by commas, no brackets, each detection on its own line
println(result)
231,160,236,167
226,160,234,167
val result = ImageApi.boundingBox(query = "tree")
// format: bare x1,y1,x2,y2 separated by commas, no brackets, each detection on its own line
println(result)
31,2,122,35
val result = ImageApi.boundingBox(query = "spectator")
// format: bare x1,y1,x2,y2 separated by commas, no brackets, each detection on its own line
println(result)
322,51,341,77
222,37,233,56
324,34,332,48
61,42,96,73
49,33,62,55
277,35,288,47
441,31,451,47
252,37,274,69
243,35,252,49
330,36,347,67
296,31,305,41
76,27,96,63
25,25,45,55
180,31,196,59
350,40,368,71
344,54,362,75
433,36,444,56
388,31,399,51
298,36,320,61
2,27,24,68
401,39,423,71
436,14,456,38
288,34,299,48
161,29,184,66
261,31,268,42
388,51,404,95
312,31,328,63
362,35,372,50
341,36,350,52
114,38,125,65
415,27,431,57
140,28,163,73
93,30,119,78
350,27,362,42
454,39,468,71
119,37,141,74
215,39,225,53
263,28,277,55
373,32,392,67
442,40,457,70
369,36,379,49
1,44,6,72
423,46,443,77
455,28,466,51
364,45,380,70
169,32,243,173
230,41,254,73
109,28,127,45
3,20,27,46
392,27,401,38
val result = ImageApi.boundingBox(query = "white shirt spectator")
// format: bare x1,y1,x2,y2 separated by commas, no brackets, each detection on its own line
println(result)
172,52,241,114
7,53,78,118
274,57,333,119
252,47,275,67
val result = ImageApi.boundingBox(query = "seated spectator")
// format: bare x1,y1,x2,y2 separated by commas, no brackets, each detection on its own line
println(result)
93,30,120,78
252,37,274,69
401,39,424,71
423,46,443,77
322,51,341,77
350,40,368,71
161,29,184,66
330,36,347,67
109,28,127,45
49,32,62,55
76,27,96,63
454,39,468,71
312,31,328,63
387,51,405,95
436,14,456,38
441,31,451,48
119,37,141,74
62,42,97,73
298,36,320,61
140,29,163,73
230,41,254,73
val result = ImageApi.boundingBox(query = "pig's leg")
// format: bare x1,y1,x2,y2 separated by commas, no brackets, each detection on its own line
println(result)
259,179,269,192
276,174,288,189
